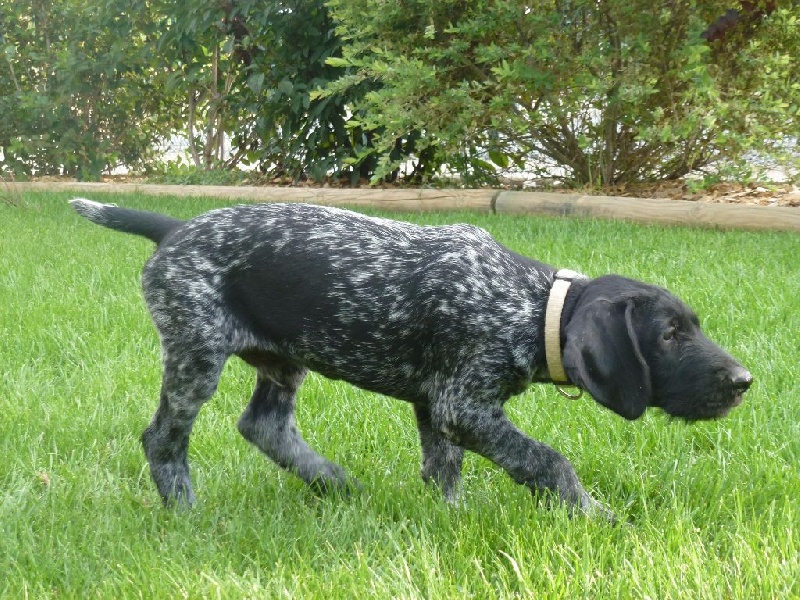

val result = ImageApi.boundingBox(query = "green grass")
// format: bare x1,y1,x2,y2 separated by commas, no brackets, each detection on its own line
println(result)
1,191,798,598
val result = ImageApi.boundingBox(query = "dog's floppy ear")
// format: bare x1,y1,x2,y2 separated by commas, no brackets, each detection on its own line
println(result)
562,298,651,420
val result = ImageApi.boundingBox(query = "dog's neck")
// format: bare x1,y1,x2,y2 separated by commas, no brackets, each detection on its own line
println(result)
544,269,587,385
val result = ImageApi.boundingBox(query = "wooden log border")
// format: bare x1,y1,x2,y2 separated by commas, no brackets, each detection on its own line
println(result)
494,191,800,233
9,181,800,232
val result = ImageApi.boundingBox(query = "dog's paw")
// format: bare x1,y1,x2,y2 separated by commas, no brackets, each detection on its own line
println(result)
307,463,361,497
146,462,196,508
578,493,620,524
159,477,196,509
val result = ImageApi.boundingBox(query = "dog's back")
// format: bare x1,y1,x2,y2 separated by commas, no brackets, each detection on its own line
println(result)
70,200,552,400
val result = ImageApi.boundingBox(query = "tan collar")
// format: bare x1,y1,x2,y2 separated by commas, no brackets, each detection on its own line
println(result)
544,269,585,385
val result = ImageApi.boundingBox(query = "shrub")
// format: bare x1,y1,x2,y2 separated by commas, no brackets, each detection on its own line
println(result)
0,0,174,180
326,0,800,186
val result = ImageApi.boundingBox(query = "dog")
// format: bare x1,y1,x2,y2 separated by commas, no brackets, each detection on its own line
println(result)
69,199,752,517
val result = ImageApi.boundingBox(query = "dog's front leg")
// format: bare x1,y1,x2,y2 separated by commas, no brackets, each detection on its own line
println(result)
430,394,614,520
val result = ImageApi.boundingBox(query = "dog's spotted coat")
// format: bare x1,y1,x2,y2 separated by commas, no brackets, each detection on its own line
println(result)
70,199,752,518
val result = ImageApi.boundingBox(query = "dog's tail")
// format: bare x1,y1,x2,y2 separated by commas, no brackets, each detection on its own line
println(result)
69,198,184,244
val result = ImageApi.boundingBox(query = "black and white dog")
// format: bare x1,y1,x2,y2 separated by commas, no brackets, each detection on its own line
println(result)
70,199,752,517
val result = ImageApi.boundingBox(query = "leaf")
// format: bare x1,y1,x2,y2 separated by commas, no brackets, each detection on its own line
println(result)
247,73,265,96
471,158,496,173
488,150,509,168
277,79,293,96
325,56,352,68
247,72,265,95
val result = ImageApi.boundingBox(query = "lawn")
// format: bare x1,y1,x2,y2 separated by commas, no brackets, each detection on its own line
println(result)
1,191,798,598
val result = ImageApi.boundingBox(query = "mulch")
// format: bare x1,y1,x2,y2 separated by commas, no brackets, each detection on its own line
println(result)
554,180,800,207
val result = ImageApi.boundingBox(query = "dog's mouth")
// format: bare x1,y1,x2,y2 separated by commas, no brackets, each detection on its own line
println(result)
660,388,748,422
718,373,751,414
656,365,752,422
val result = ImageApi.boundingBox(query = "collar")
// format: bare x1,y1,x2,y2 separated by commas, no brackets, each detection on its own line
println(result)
544,268,585,386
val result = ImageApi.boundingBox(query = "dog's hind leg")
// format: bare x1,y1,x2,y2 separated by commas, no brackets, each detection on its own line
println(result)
413,404,464,503
141,346,226,507
237,362,354,494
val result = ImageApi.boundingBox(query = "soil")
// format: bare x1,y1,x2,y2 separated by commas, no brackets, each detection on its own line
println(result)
569,180,800,207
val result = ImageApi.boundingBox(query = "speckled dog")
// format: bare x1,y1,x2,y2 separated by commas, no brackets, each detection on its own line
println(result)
70,199,752,517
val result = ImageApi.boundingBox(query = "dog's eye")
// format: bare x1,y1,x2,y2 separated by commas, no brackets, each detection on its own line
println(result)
663,326,677,341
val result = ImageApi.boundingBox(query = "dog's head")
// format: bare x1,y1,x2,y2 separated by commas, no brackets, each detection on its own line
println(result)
562,275,752,421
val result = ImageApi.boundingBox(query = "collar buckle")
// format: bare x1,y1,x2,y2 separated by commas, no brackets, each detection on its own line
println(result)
556,385,584,400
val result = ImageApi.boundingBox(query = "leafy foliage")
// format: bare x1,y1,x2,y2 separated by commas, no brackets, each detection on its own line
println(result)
0,0,174,180
326,0,800,185
233,0,375,182
151,0,372,182
1,1,797,184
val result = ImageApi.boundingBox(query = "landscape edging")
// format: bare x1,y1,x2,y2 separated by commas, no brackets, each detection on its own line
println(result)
9,181,799,232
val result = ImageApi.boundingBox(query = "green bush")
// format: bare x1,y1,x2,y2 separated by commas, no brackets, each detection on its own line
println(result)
0,0,175,180
326,0,800,186
152,0,373,183
2,1,797,184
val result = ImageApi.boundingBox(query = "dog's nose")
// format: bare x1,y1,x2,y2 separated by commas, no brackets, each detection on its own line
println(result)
731,367,753,391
